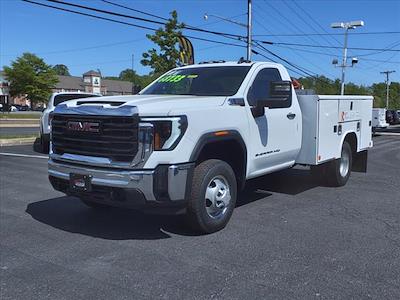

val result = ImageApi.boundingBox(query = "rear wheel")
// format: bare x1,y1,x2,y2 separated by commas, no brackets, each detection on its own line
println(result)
185,159,237,234
325,141,353,187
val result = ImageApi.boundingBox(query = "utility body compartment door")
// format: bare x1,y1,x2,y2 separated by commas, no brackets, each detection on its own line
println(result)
296,94,373,165
245,66,302,179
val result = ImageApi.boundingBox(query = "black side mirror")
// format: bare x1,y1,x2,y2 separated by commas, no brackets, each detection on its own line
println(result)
251,81,292,117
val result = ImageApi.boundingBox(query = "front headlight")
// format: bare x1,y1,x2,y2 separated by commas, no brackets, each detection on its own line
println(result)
140,116,187,150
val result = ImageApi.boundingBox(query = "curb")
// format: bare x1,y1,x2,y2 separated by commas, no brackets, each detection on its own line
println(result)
0,119,40,126
0,137,37,147
0,124,40,128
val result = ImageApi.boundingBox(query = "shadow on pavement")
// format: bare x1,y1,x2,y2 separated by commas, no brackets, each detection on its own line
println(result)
26,169,319,240
26,196,182,240
246,168,320,195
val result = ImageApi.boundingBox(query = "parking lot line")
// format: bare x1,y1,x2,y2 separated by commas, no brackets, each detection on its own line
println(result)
0,152,48,159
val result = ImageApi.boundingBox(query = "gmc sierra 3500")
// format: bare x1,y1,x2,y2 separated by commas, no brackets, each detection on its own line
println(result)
48,61,373,233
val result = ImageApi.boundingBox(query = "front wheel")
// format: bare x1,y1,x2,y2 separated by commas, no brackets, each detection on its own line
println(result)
185,159,237,234
39,133,49,153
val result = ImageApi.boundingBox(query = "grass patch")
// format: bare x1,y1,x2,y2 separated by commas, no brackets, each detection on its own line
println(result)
0,113,41,119
0,134,38,139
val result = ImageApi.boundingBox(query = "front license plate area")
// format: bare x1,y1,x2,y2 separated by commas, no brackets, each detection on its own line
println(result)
70,173,92,192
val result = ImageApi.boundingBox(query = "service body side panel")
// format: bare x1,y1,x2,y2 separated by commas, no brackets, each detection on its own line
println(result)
317,99,340,163
296,94,373,165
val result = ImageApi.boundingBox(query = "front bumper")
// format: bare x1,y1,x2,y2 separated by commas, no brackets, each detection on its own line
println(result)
48,159,194,212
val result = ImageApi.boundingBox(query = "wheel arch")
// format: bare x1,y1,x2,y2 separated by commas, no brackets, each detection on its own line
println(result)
341,131,368,172
190,130,247,190
342,131,358,154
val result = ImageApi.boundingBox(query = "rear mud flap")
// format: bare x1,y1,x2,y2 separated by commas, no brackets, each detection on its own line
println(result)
352,150,368,173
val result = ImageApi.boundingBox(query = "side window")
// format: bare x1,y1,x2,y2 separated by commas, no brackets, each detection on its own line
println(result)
247,68,286,108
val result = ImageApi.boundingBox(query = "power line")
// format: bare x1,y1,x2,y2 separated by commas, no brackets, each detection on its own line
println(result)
253,43,339,90
101,0,169,21
23,0,247,53
355,40,400,57
269,44,400,63
261,0,337,57
254,42,316,78
260,40,400,52
280,0,340,53
44,0,245,40
1,37,147,56
252,8,335,77
23,0,158,31
251,48,305,78
252,31,400,37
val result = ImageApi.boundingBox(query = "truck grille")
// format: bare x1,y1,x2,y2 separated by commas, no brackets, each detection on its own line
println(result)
51,114,139,162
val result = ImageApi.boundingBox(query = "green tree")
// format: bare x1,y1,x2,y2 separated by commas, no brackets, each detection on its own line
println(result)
119,68,139,83
298,75,340,94
141,10,184,75
372,82,400,109
52,64,70,76
3,53,58,106
118,69,156,88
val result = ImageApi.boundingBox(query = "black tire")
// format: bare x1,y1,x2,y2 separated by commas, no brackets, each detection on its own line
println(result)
80,197,110,209
324,141,353,187
39,134,49,153
185,159,237,234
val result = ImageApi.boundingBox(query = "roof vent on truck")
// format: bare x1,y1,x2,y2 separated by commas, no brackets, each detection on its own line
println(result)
237,57,251,64
198,60,226,64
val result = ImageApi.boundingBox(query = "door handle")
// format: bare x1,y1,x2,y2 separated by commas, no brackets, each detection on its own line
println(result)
287,113,296,120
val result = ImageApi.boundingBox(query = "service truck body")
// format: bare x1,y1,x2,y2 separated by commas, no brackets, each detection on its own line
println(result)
371,108,389,132
48,62,373,233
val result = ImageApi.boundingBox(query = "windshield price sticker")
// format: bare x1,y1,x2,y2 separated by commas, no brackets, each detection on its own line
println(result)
158,74,198,83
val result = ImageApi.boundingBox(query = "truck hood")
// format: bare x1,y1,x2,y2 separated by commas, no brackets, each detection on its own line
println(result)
60,94,227,116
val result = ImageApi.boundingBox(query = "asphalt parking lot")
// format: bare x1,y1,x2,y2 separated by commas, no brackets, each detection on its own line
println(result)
1,135,399,299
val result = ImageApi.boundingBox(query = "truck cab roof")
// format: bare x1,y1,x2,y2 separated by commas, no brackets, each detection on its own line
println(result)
175,61,284,70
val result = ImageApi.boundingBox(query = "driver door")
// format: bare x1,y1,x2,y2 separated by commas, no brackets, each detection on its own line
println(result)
246,67,301,178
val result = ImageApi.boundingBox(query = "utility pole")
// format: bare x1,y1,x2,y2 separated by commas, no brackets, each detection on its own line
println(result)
247,0,252,61
331,20,364,95
381,70,396,109
204,0,252,60
131,53,134,71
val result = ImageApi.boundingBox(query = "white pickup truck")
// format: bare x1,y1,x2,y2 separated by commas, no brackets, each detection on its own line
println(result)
371,108,389,133
48,61,373,233
40,92,98,152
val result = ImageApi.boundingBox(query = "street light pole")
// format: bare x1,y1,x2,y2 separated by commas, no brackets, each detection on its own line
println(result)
381,70,396,109
247,0,252,61
340,27,349,95
331,20,364,95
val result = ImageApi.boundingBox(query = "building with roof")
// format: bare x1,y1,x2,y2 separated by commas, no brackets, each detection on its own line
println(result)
0,70,135,108
0,71,10,105
53,70,134,96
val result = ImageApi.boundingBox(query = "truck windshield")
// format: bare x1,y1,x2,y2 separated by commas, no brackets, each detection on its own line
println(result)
53,94,97,106
141,66,251,96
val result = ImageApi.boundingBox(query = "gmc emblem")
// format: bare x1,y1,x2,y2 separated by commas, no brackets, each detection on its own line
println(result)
67,121,100,133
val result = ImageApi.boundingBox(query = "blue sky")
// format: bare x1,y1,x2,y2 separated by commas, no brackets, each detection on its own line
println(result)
1,0,399,85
